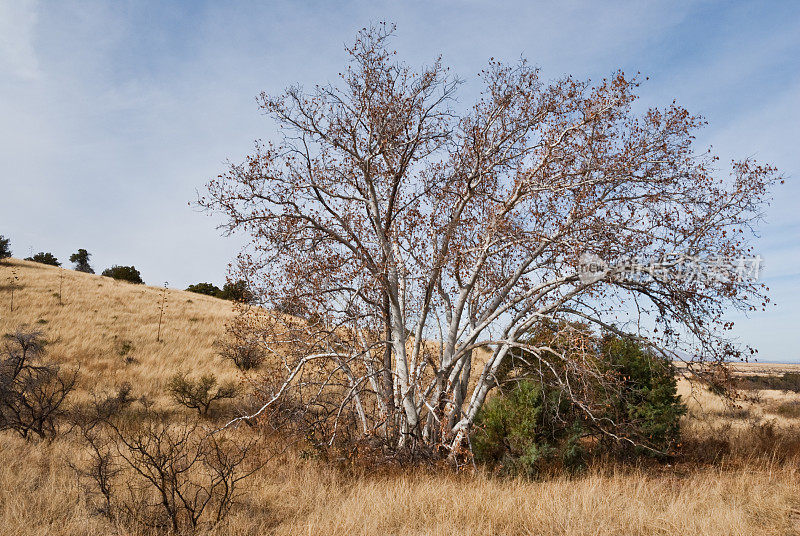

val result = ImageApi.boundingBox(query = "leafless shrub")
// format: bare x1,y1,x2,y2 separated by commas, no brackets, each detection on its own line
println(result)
99,382,135,418
71,424,120,519
138,393,155,412
72,382,138,431
736,373,800,393
0,328,76,439
216,319,266,371
167,372,236,416
217,339,265,371
75,413,265,534
709,403,752,420
681,418,800,464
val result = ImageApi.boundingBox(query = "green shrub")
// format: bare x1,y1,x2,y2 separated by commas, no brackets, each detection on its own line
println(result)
472,334,685,476
101,265,143,284
186,282,222,296
166,372,236,416
472,380,587,477
601,336,686,455
25,251,61,266
0,235,10,260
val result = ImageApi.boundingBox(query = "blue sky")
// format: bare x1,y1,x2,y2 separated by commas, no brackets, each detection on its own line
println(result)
1,1,798,361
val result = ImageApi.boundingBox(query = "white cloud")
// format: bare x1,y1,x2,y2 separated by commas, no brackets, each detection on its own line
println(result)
0,1,797,359
0,0,40,80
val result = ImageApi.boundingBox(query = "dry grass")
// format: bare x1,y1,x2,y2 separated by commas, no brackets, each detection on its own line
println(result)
276,467,800,536
1,434,798,536
1,258,800,535
0,258,237,406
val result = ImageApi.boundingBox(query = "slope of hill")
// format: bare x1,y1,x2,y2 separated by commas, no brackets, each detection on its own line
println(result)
0,258,237,398
1,258,799,535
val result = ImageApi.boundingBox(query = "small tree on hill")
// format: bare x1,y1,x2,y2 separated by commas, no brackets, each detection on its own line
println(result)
69,249,95,273
102,265,143,284
186,282,222,297
166,372,237,416
0,235,10,261
218,280,251,302
25,252,61,266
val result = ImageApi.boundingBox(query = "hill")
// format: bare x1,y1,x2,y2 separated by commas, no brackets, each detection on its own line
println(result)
0,258,237,401
1,258,799,535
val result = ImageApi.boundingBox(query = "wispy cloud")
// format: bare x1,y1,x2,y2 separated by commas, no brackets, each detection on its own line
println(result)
0,0,797,360
0,0,40,80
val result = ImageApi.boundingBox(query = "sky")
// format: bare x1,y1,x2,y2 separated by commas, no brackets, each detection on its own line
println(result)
1,0,798,361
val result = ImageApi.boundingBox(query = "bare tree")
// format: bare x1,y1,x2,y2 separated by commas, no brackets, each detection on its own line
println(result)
201,24,779,457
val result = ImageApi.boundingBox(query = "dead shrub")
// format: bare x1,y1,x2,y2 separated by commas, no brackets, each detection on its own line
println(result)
709,403,751,420
768,400,800,419
216,335,265,371
0,328,76,439
681,418,800,464
75,412,266,534
95,382,136,420
71,381,138,432
736,373,800,393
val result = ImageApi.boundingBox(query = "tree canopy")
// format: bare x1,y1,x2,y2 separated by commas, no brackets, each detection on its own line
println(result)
25,252,61,267
0,235,10,260
69,249,94,273
202,24,779,457
102,265,143,284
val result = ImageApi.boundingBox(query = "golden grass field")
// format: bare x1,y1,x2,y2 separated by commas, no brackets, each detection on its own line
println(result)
1,258,799,535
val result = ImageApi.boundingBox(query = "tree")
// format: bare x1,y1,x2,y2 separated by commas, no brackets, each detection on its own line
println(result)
69,249,95,273
202,25,779,458
218,280,251,302
25,252,60,266
102,265,143,284
186,282,222,297
185,281,251,302
0,235,10,261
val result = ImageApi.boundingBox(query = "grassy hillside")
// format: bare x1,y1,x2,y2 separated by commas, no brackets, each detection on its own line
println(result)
0,258,237,400
1,258,800,535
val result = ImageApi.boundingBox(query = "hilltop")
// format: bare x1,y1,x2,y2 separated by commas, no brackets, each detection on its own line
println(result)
0,258,238,399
